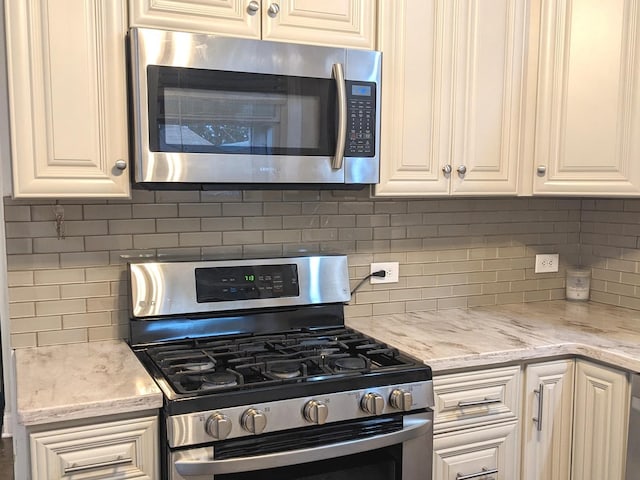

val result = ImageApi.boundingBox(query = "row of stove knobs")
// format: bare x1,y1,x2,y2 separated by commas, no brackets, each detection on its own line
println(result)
205,388,413,439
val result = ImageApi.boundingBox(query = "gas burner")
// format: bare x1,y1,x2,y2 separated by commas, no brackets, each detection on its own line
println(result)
334,357,368,371
181,371,238,391
183,361,215,372
268,362,302,379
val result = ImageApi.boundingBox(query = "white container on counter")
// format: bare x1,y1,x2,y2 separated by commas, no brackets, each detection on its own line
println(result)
566,267,591,301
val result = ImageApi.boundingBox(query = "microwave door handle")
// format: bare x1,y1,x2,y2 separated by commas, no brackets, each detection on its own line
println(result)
332,63,347,170
174,416,431,476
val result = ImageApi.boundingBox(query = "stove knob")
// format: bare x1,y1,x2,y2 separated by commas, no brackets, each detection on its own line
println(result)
204,412,232,440
241,408,267,434
361,392,385,415
389,389,413,411
303,400,329,425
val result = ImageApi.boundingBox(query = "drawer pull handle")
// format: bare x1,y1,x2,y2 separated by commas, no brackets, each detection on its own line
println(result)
65,456,132,474
533,382,544,431
456,467,498,480
457,397,501,408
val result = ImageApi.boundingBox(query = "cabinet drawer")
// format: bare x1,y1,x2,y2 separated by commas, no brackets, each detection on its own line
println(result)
30,415,158,480
433,420,519,480
434,366,520,433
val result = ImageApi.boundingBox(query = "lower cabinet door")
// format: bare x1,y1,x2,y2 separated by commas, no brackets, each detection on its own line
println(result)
30,415,158,479
433,421,519,480
572,360,629,480
521,359,574,480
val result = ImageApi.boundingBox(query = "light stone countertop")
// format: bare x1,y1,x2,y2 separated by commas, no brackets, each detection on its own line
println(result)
16,300,640,426
15,340,163,426
346,300,640,374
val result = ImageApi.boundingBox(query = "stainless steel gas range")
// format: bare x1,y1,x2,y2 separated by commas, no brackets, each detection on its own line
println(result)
127,255,434,480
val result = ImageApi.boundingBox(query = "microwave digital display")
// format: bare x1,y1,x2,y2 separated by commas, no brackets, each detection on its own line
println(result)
351,85,372,97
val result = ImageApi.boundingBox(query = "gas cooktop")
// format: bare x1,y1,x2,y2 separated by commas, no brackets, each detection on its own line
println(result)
134,326,430,415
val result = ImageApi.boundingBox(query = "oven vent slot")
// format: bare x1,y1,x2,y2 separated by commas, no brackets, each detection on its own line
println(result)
213,415,404,460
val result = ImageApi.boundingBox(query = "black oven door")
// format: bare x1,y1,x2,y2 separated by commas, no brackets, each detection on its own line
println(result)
170,412,432,480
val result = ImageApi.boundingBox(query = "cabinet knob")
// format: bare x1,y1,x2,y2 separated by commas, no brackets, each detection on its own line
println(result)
442,164,452,175
114,160,127,171
247,1,260,14
537,165,547,176
268,3,280,16
457,165,467,176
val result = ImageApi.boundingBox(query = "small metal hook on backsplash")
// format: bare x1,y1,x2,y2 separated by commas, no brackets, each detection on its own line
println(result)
53,202,65,240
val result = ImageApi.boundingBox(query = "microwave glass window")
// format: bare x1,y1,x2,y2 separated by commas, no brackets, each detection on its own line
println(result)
147,66,336,156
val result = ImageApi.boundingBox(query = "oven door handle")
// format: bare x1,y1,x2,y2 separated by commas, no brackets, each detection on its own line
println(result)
174,415,431,476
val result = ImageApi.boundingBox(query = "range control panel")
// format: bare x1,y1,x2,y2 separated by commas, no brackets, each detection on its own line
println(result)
345,81,376,158
195,264,299,302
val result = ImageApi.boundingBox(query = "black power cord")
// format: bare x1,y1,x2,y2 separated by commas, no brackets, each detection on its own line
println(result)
350,270,386,296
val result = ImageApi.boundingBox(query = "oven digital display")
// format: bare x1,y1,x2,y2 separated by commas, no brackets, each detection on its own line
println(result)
195,264,299,302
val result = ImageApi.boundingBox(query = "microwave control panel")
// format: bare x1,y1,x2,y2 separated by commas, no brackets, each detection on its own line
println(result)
345,81,376,158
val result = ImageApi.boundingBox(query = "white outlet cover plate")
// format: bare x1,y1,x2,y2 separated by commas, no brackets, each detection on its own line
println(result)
535,254,559,273
370,262,400,284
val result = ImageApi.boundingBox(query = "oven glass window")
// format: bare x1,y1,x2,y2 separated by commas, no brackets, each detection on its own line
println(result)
147,66,336,156
219,446,401,480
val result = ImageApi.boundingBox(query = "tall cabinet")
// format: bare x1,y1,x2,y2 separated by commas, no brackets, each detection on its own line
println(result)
375,0,528,196
4,0,131,198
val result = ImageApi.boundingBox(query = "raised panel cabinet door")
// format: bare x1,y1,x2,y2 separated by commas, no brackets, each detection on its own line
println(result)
572,360,629,480
261,0,376,49
5,0,130,198
448,0,528,195
433,421,519,480
374,0,450,196
30,416,158,479
129,0,261,38
375,0,528,197
532,0,640,195
521,360,574,480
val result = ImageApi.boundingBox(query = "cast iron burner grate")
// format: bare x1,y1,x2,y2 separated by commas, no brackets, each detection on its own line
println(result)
143,327,413,396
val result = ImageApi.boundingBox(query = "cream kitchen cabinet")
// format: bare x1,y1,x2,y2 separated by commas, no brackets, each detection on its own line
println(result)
130,0,376,49
525,0,640,196
29,415,158,479
433,366,521,480
572,359,629,480
4,0,131,198
521,359,575,480
375,0,528,197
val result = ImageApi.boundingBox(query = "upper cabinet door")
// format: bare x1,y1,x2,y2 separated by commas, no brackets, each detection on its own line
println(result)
130,0,376,48
129,0,261,38
532,0,640,195
374,0,449,196
375,0,528,197
262,0,376,49
5,0,130,198
448,0,527,195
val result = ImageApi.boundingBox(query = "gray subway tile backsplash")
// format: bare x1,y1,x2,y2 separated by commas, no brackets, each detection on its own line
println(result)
5,193,638,348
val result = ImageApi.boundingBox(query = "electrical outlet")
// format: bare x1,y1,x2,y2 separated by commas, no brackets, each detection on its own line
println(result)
535,254,559,273
370,262,400,284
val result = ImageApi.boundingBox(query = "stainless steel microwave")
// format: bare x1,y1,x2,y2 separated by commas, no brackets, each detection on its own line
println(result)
128,28,382,189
